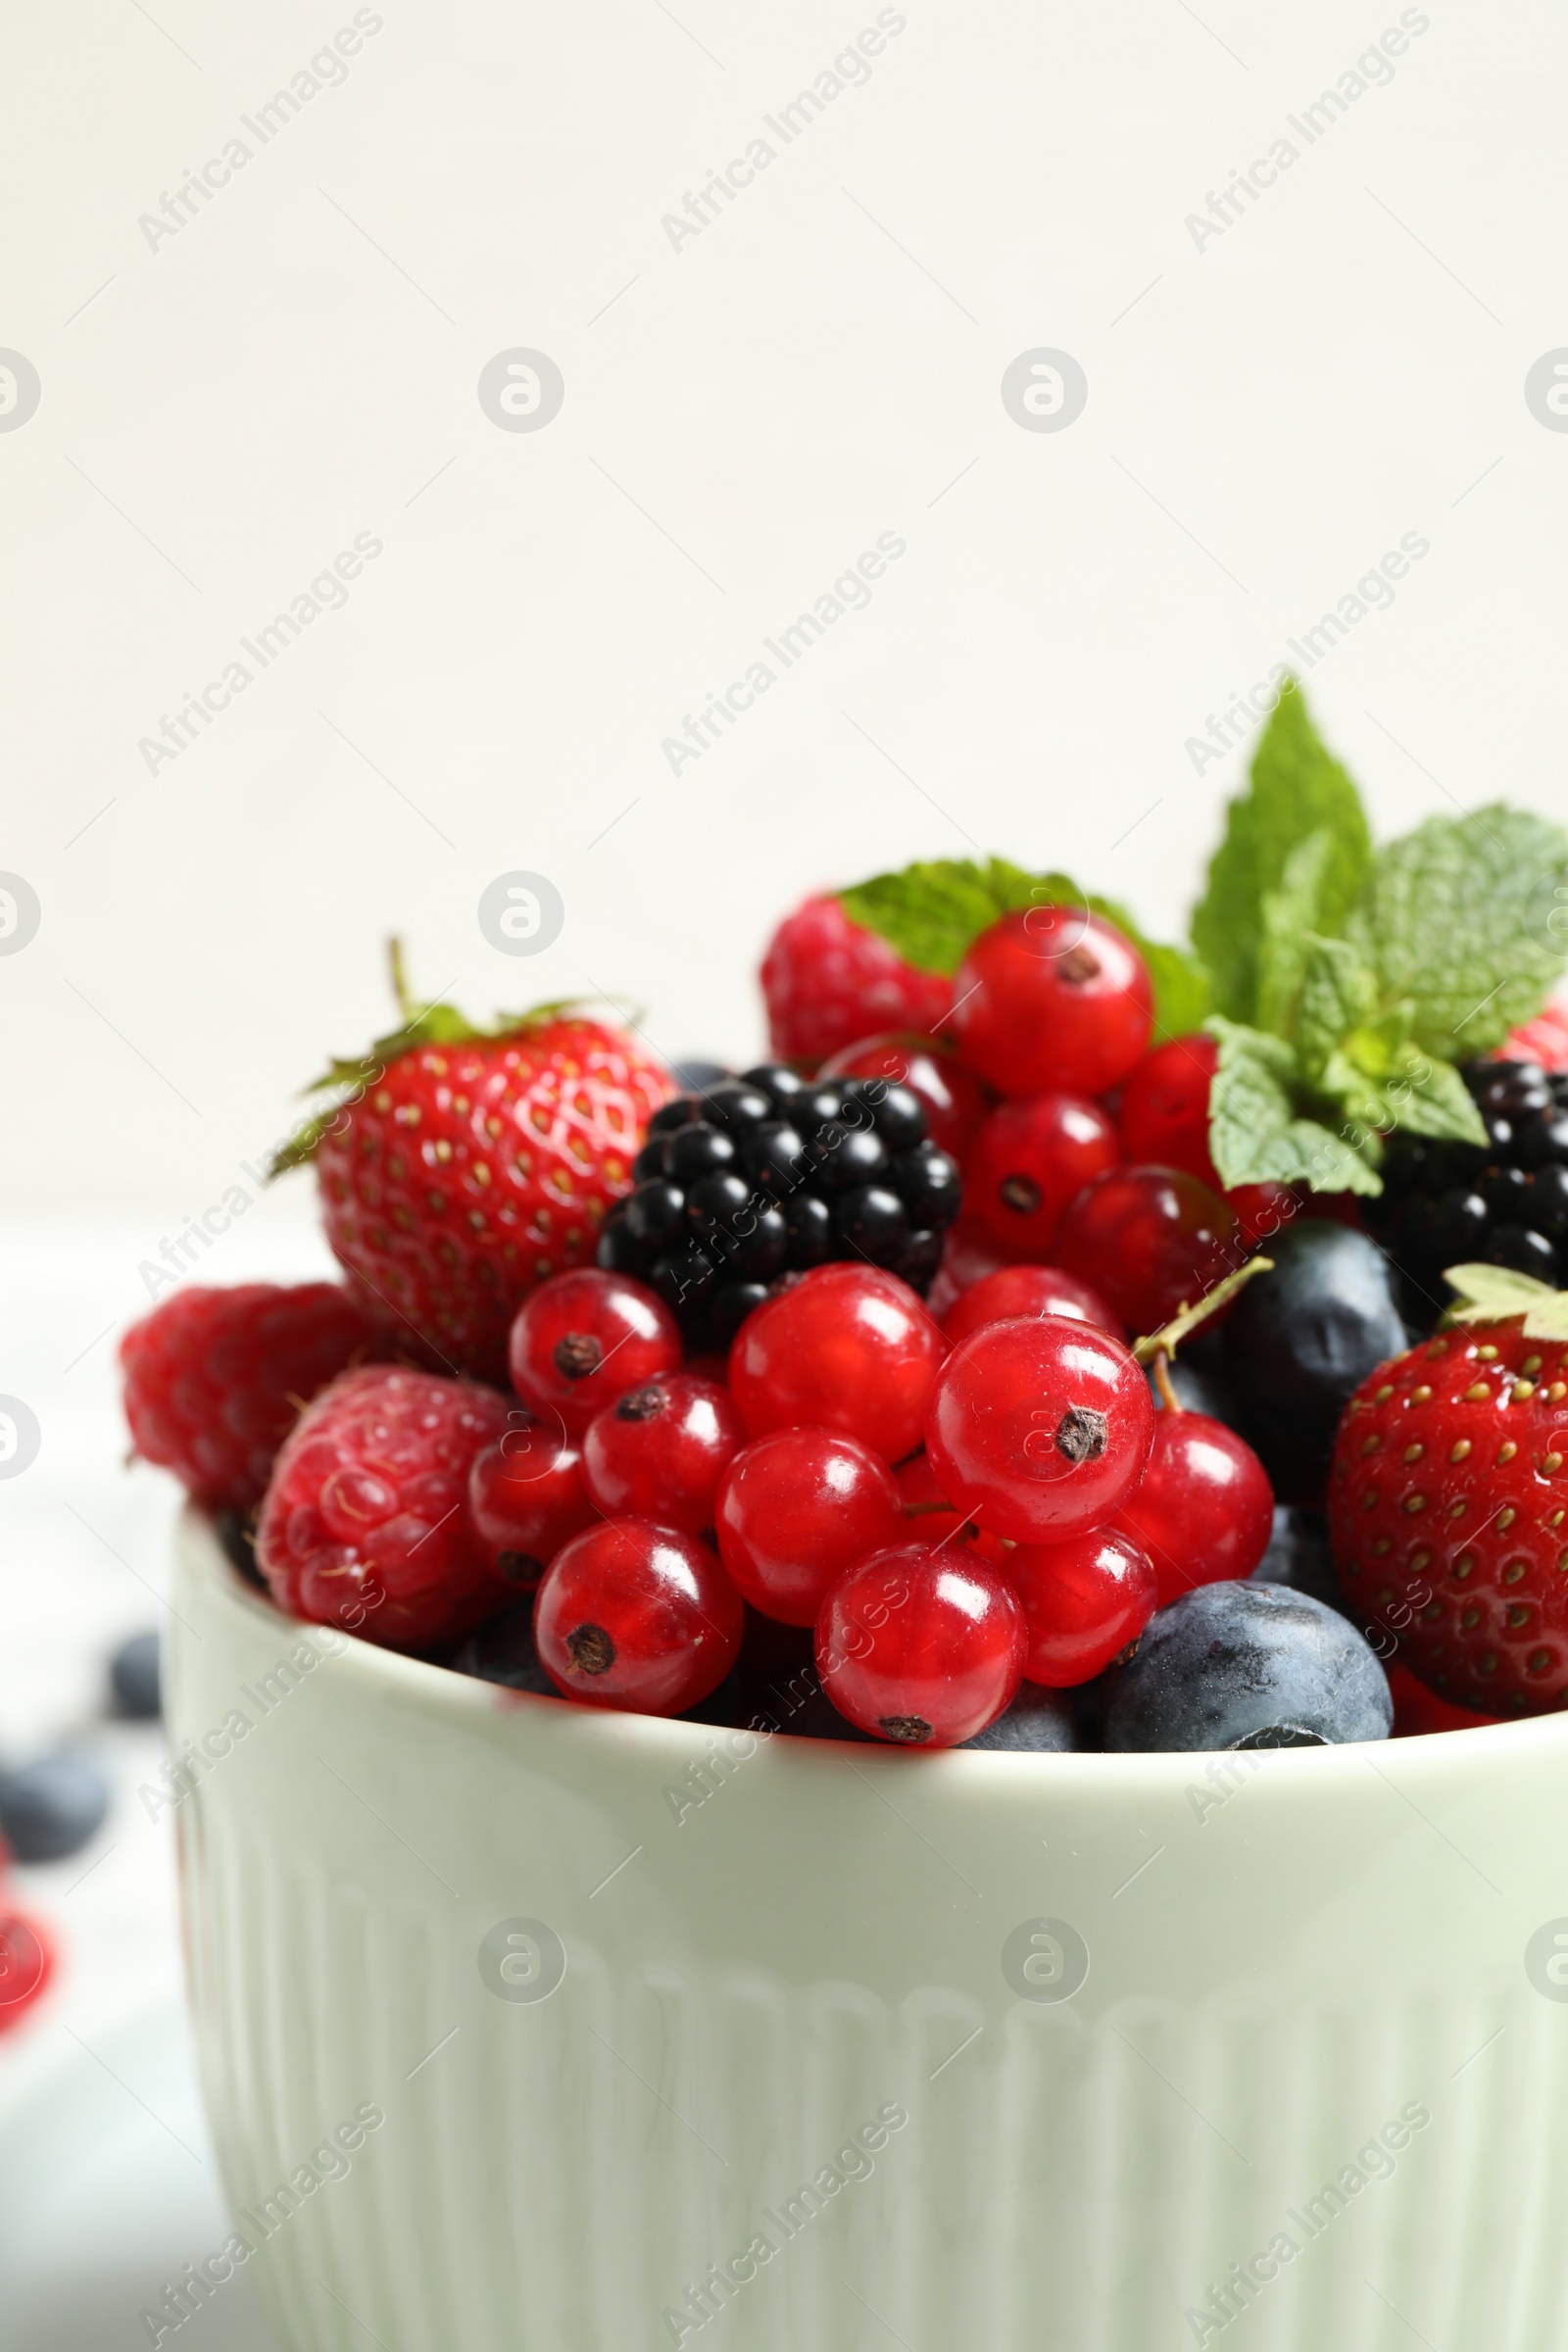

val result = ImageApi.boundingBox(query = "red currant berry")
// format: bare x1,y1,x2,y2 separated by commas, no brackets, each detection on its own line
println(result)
1117,1036,1220,1185
0,1909,53,2034
1111,1409,1273,1606
965,1093,1121,1259
1004,1528,1158,1685
1226,1181,1298,1247
1055,1165,1244,1337
533,1518,744,1714
951,907,1152,1098
815,1542,1025,1745
715,1427,903,1624
925,1223,1009,1322
729,1263,945,1465
582,1373,743,1534
941,1263,1123,1347
509,1269,681,1437
925,1314,1153,1543
466,1424,598,1591
819,1032,992,1160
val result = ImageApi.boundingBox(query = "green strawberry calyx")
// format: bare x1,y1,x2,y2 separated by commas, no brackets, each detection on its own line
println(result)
270,941,639,1177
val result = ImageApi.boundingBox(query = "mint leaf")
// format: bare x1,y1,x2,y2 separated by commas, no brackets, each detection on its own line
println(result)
837,858,1037,977
1392,1054,1489,1145
1295,933,1378,1080
1206,1016,1382,1194
1348,807,1568,1059
1254,831,1336,1039
1191,681,1373,1024
839,857,1211,1041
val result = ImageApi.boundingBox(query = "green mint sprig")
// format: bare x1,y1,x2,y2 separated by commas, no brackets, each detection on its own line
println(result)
824,681,1567,1199
1197,687,1568,1193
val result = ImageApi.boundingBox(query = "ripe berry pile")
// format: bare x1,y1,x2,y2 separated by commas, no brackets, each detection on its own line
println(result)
1374,1060,1568,1317
597,1067,960,1347
119,853,1568,1752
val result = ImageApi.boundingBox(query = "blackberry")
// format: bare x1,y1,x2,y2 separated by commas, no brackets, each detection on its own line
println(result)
1372,1059,1568,1325
602,1065,961,1347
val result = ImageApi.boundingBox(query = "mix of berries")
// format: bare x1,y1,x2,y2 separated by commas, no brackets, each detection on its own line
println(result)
599,1067,960,1348
114,861,1568,1750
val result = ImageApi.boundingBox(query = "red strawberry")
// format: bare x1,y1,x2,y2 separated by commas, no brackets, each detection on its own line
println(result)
121,1282,384,1514
280,951,671,1382
760,895,952,1065
1330,1318,1568,1714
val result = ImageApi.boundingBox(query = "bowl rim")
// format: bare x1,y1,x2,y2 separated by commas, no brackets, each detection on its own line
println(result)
174,1501,1568,1791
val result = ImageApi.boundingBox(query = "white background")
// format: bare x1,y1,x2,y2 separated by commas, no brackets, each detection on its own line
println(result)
2,0,1568,2329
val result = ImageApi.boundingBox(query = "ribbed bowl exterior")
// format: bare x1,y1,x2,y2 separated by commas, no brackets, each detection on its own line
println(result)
170,1508,1568,2352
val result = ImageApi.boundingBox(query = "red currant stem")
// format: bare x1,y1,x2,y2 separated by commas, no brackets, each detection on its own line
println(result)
1151,1348,1182,1416
1131,1254,1275,1366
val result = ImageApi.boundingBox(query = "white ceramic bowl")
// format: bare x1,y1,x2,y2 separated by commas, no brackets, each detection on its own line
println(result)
170,1504,1568,2352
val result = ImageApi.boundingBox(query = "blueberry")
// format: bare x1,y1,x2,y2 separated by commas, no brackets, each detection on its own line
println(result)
453,1605,557,1694
1221,1222,1406,1485
1250,1506,1345,1615
0,1753,111,1861
1103,1581,1392,1751
110,1629,161,1720
958,1682,1078,1751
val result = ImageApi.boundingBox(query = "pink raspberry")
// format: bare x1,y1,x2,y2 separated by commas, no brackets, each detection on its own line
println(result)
121,1283,384,1516
760,895,953,1066
256,1366,514,1652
